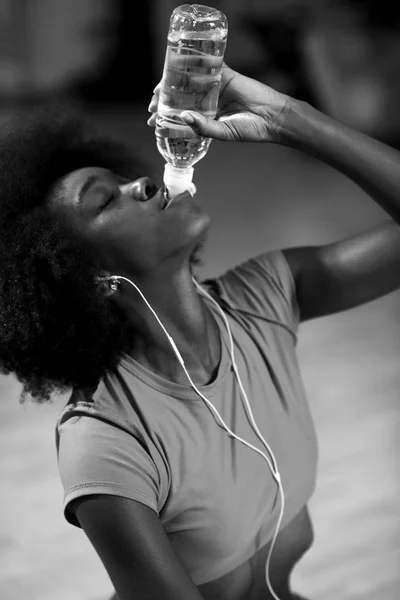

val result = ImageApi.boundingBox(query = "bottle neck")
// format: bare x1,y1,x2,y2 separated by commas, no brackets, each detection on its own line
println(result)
163,164,194,197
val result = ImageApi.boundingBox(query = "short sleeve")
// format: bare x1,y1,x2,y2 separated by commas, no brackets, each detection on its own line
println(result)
56,414,162,528
206,250,300,339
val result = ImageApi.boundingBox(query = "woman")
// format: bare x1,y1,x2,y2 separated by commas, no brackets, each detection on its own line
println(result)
2,63,399,600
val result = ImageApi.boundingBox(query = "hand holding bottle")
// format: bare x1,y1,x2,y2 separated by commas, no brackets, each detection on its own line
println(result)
148,62,290,143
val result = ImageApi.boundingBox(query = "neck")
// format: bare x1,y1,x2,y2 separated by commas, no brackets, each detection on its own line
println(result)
116,269,221,386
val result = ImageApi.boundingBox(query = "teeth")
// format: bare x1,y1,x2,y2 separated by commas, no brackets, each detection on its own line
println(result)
162,188,170,209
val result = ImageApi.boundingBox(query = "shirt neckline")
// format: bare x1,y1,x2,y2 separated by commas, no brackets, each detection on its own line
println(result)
118,292,232,400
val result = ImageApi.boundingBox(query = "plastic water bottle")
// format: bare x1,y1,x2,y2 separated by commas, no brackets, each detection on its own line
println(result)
156,4,228,198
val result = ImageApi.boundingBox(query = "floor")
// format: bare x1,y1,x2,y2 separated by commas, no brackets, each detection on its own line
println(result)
1,105,400,600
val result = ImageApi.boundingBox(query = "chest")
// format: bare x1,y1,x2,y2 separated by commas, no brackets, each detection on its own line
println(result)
156,350,318,584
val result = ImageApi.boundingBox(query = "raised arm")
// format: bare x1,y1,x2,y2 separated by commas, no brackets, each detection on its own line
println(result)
148,63,400,320
279,99,400,321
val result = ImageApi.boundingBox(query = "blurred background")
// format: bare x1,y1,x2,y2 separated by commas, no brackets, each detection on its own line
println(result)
1,0,399,599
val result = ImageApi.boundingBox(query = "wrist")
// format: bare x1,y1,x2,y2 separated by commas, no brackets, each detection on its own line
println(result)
274,97,315,148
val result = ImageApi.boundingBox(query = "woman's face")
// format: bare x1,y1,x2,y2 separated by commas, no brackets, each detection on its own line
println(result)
49,166,210,278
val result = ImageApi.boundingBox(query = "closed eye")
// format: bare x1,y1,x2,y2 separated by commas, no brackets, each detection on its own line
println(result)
100,192,117,212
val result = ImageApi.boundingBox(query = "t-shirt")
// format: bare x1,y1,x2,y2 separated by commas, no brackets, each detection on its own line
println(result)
55,250,318,589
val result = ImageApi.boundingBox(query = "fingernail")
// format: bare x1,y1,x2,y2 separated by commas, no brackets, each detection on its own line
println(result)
180,111,195,124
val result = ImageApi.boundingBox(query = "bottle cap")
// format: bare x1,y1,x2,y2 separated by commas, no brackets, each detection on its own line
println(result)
163,164,194,198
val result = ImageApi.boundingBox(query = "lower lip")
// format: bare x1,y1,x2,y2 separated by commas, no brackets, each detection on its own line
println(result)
163,191,192,210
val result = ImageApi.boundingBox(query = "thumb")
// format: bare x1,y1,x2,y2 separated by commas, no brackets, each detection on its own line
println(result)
179,111,230,141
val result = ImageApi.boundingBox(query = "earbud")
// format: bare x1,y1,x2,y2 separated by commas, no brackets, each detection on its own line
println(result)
95,276,121,292
108,279,120,292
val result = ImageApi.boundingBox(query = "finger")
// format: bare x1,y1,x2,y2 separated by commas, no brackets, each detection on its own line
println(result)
148,88,161,113
146,113,200,138
179,111,231,141
155,119,199,139
147,113,157,127
148,95,158,113
186,73,221,93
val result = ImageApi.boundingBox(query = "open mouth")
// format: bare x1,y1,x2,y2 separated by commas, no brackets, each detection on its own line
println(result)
145,186,170,210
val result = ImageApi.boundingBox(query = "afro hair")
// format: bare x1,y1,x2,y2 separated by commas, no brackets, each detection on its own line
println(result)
0,101,164,405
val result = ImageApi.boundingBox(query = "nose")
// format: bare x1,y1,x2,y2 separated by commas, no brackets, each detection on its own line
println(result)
119,177,157,201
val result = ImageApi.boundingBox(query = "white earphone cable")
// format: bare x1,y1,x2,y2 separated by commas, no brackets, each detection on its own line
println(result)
101,274,285,600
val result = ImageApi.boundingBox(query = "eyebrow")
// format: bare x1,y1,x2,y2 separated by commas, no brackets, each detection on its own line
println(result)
77,175,100,204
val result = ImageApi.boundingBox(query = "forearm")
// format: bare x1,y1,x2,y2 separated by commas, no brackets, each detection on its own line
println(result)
278,99,400,224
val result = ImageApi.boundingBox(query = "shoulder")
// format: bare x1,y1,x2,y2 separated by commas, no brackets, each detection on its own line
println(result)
200,249,300,334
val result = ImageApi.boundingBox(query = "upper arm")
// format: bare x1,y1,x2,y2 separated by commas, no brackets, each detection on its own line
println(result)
282,220,400,321
73,495,204,600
